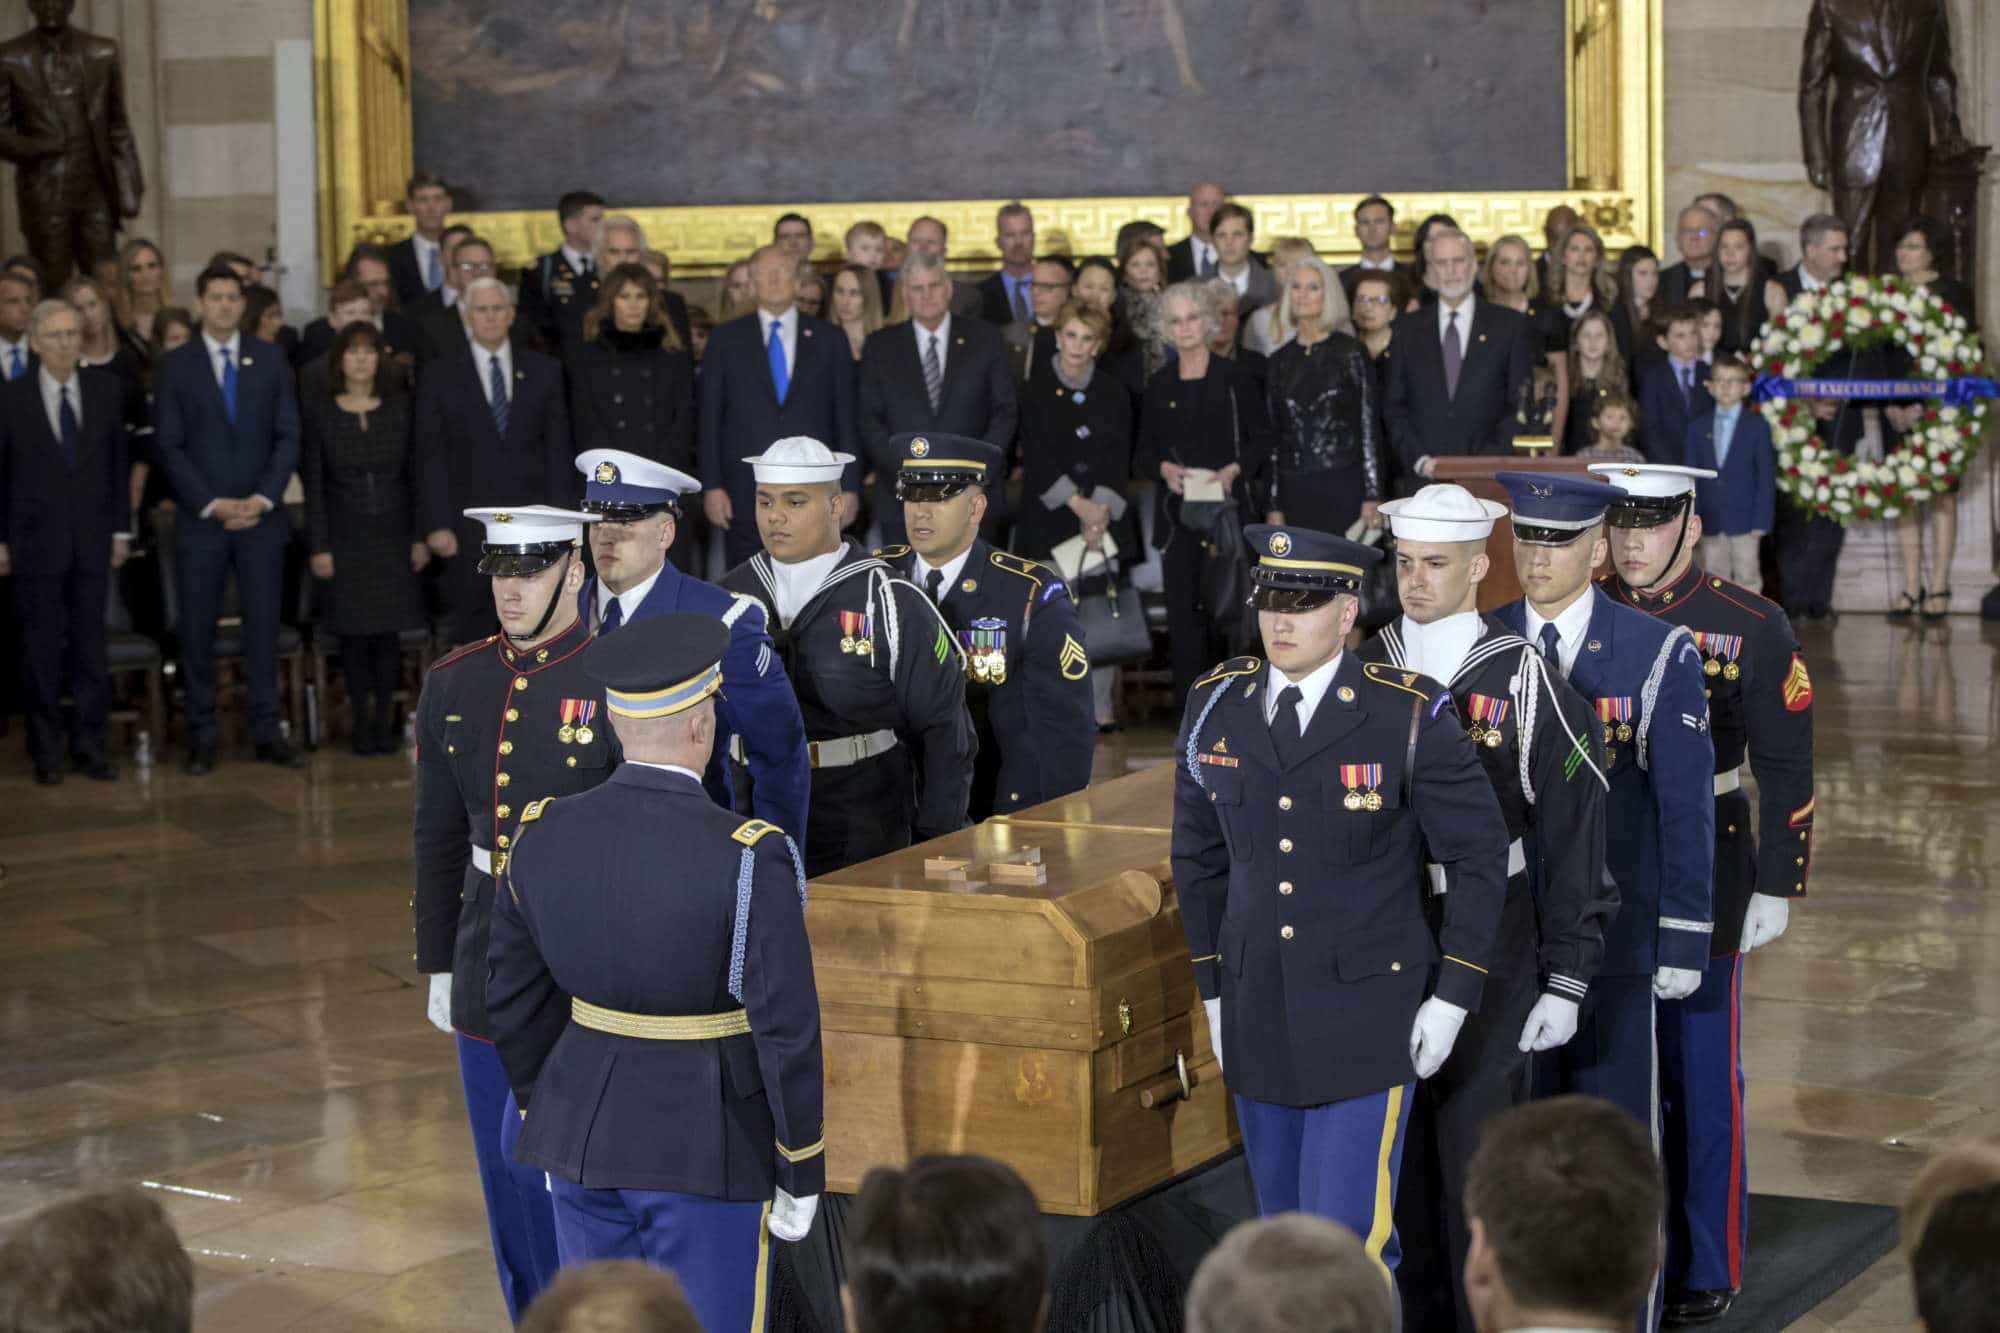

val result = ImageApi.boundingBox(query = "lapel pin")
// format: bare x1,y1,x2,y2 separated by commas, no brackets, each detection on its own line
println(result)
1477,334,1487,343
961,578,977,592
1587,639,1602,652
241,356,253,366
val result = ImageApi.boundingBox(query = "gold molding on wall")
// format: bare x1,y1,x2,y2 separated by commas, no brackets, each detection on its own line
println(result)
316,0,1664,279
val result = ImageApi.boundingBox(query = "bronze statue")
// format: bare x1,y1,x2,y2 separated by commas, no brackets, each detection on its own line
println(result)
1799,0,1966,274
0,0,143,287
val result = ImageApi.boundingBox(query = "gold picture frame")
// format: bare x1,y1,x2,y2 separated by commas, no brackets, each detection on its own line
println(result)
315,0,1663,280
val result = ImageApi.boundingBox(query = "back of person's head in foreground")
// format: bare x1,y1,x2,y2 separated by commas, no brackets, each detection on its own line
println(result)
0,1186,193,1333
1463,1095,1664,1332
518,1260,701,1333
844,1153,1048,1333
1903,1133,2000,1333
1185,1212,1395,1333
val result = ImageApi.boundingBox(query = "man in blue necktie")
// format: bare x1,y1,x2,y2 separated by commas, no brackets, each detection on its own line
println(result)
152,263,302,775
1638,305,1712,467
0,271,35,380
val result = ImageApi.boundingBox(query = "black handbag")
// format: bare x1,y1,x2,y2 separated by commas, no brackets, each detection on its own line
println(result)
1071,561,1152,667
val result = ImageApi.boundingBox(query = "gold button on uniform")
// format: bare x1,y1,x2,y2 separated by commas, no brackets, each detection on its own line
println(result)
496,804,511,819
497,833,510,849
1796,856,1805,865
1278,881,1293,895
566,756,578,768
1278,795,1292,810
1390,961,1402,972
506,708,519,722
1280,925,1294,940
498,741,514,755
1727,823,1737,833
536,649,549,663
1279,837,1293,853
514,676,529,691
497,772,511,787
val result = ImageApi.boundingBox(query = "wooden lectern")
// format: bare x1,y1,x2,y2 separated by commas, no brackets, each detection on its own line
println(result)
1428,454,1609,610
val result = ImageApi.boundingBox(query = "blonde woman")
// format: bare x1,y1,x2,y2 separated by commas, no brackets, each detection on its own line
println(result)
1543,221,1618,320
63,275,146,391
1241,237,1323,356
1263,253,1379,536
830,262,883,361
1483,234,1571,442
715,257,756,322
114,238,171,367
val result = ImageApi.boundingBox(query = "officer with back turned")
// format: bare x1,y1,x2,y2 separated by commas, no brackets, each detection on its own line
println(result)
1594,462,1815,1327
411,504,611,1321
1173,521,1509,1278
875,431,1095,819
488,612,823,1333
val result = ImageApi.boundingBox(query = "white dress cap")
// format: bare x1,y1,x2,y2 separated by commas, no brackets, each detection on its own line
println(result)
1586,462,1718,499
1376,483,1510,542
746,436,857,485
463,504,600,547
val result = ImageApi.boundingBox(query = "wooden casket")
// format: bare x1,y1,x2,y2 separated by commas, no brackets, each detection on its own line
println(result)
805,765,1237,1215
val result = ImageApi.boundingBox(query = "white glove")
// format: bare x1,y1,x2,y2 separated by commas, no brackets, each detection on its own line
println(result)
1653,966,1702,1000
426,972,454,1034
1203,997,1224,1077
1740,893,1791,952
1409,997,1468,1079
1517,994,1580,1053
768,1188,819,1242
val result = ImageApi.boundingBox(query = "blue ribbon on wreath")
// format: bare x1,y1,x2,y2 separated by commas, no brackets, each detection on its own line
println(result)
1753,374,2000,408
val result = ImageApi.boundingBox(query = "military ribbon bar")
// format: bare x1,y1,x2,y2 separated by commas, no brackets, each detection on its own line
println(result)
1466,693,1509,727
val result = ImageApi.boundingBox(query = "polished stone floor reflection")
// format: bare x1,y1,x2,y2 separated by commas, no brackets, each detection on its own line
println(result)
0,616,1992,1330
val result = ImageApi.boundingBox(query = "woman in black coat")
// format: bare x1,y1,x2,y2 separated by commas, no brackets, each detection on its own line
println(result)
302,321,428,754
568,262,698,569
1137,281,1273,709
1018,301,1137,561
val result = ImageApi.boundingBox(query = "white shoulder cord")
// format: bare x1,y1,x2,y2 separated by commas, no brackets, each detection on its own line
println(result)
1511,645,1607,803
1636,625,1695,771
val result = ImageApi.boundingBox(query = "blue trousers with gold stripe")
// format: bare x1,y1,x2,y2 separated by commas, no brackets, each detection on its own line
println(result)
456,1035,560,1323
550,1180,771,1333
1660,952,1748,1295
1236,1087,1412,1275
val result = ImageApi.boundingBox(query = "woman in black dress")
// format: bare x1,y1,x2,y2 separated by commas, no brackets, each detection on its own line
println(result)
568,262,698,570
1611,246,1662,374
1263,254,1381,537
1889,214,1979,619
1139,281,1272,707
302,322,428,754
1484,235,1572,443
1699,219,1787,355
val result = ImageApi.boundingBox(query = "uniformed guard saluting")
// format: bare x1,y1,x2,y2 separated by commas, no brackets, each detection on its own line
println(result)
411,503,610,1321
488,613,824,1333
1364,483,1616,1333
575,448,811,850
1595,462,1815,1327
1173,522,1509,1278
720,436,975,876
876,430,1094,819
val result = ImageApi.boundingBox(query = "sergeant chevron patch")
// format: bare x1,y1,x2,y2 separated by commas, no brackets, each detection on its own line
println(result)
1059,635,1090,680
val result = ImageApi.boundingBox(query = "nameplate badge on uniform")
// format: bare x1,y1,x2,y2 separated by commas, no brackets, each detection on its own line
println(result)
1465,693,1509,748
960,618,1009,684
838,610,874,656
1693,631,1743,681
558,698,596,745
1339,762,1384,812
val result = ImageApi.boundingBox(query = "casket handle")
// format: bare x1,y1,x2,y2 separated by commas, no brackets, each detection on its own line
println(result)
1137,1050,1194,1109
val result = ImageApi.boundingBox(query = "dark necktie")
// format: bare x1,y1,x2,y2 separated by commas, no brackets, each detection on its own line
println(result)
220,347,238,422
1539,622,1563,674
1442,309,1463,399
925,568,944,604
923,332,943,414
767,319,789,405
1271,685,1304,768
1011,280,1029,322
600,597,623,635
1198,246,1218,279
488,353,509,435
58,384,79,469
425,245,442,290
1680,363,1694,407
7,347,21,380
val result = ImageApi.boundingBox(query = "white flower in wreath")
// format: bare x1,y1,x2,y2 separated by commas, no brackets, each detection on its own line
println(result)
1896,465,1920,488
1849,307,1874,330
1931,459,1950,475
1851,276,1872,295
1920,356,1939,374
1939,407,1960,423
1934,337,1960,361
1797,324,1827,351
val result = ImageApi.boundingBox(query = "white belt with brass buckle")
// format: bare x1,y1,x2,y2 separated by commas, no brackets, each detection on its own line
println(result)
1714,769,1742,797
732,728,897,769
470,843,502,875
1428,838,1526,895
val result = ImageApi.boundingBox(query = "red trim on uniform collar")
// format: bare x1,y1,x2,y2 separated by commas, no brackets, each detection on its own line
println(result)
500,615,592,672
1617,562,1703,614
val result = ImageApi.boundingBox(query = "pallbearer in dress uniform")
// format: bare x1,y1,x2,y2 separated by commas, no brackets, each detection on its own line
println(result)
1490,472,1715,1332
487,613,824,1333
1172,522,1509,1279
720,437,975,876
575,448,811,848
411,504,609,1322
875,431,1094,820
1362,483,1616,1333
1594,463,1815,1327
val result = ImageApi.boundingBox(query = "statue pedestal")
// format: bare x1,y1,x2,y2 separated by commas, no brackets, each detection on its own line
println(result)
1922,142,1991,289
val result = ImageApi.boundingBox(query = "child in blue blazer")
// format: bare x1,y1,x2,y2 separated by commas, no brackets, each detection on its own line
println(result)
1684,354,1774,591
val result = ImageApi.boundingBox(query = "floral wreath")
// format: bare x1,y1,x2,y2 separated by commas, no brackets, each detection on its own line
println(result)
1753,275,1990,525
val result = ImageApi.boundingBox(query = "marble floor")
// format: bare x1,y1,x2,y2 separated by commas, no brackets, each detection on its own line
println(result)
0,613,1993,1330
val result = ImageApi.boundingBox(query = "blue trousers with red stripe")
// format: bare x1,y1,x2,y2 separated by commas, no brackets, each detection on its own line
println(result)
1659,952,1747,1295
456,1034,560,1323
550,1180,771,1333
1235,1087,1413,1276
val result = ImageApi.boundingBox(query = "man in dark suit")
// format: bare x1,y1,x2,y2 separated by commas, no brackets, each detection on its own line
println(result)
974,202,1037,327
905,215,982,319
1166,181,1226,281
0,297,128,781
859,255,1017,545
1777,214,1849,301
697,245,858,567
1637,305,1713,464
1383,229,1534,487
1658,204,1724,307
1211,203,1277,319
405,225,477,362
1339,195,1414,306
1002,255,1069,383
0,269,37,381
152,264,303,774
416,278,575,646
0,0,144,285
384,172,452,309
517,190,604,358
294,266,422,372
